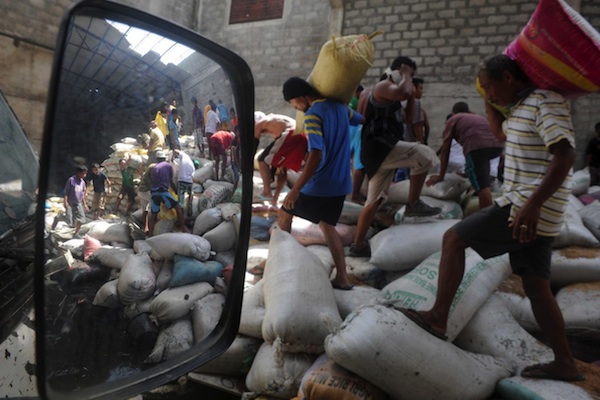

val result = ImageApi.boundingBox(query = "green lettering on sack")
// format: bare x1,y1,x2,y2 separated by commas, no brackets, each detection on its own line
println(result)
383,290,427,308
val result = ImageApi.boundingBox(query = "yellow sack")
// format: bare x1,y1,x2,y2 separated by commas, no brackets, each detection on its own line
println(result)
158,188,178,220
307,31,382,104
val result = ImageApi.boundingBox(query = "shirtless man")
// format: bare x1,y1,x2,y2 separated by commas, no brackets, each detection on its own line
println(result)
254,111,297,203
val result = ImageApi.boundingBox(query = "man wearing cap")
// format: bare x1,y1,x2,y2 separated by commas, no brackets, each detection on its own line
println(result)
280,76,364,290
85,162,112,220
147,150,190,236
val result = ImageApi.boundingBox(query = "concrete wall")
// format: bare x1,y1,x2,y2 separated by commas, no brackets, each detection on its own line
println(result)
1,0,599,168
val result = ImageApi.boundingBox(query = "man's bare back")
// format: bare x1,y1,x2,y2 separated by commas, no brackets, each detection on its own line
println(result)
255,113,296,139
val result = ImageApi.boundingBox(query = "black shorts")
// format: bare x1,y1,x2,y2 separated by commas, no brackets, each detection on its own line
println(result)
119,185,136,201
453,204,554,279
281,193,345,226
464,147,503,192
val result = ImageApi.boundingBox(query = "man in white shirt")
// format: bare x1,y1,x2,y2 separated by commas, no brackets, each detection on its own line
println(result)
205,101,221,159
173,149,196,217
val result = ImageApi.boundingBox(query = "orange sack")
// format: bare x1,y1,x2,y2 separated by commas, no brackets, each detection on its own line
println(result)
504,0,600,98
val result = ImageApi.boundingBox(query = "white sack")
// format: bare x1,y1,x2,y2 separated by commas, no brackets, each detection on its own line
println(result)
381,249,511,341
198,183,232,212
146,232,211,261
305,245,334,273
117,253,156,305
202,220,237,252
123,297,154,320
145,319,194,363
85,221,132,245
193,334,261,376
338,201,364,225
149,282,214,322
133,240,152,256
92,279,120,308
58,238,84,259
552,203,599,248
344,256,382,286
192,293,226,343
388,173,470,203
245,341,316,399
453,293,553,369
156,259,173,292
579,201,600,240
262,229,342,354
571,168,591,196
87,246,134,269
556,281,600,332
324,304,513,400
239,280,265,339
334,285,380,319
219,203,241,221
495,291,539,332
550,246,600,287
152,219,174,236
192,163,214,184
369,220,459,271
192,207,222,236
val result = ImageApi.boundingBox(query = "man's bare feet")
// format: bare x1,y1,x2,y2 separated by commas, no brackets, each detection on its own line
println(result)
521,361,584,382
331,278,354,290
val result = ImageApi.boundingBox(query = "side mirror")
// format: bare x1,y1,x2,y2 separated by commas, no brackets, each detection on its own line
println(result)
34,1,254,398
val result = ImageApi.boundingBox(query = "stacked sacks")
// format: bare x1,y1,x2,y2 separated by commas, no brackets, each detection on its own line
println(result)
94,137,148,212
206,203,600,398
243,229,343,398
70,219,237,365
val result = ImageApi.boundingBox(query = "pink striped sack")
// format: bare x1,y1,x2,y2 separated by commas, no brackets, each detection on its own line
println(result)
504,0,600,98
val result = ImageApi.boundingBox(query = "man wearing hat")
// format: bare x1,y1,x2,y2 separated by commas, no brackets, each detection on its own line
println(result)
147,150,190,236
85,162,112,220
279,76,364,290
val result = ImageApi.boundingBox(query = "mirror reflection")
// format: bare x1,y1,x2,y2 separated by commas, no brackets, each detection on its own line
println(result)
43,14,240,392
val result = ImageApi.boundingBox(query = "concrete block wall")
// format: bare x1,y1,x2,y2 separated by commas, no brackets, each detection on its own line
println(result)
339,0,600,164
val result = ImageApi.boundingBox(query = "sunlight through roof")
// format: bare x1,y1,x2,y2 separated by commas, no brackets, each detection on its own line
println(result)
107,20,194,65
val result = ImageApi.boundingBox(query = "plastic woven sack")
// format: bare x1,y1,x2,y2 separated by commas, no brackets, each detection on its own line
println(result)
504,0,600,98
307,31,381,103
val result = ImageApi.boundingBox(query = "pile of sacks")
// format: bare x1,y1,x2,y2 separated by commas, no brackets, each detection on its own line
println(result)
47,178,243,363
191,167,600,399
